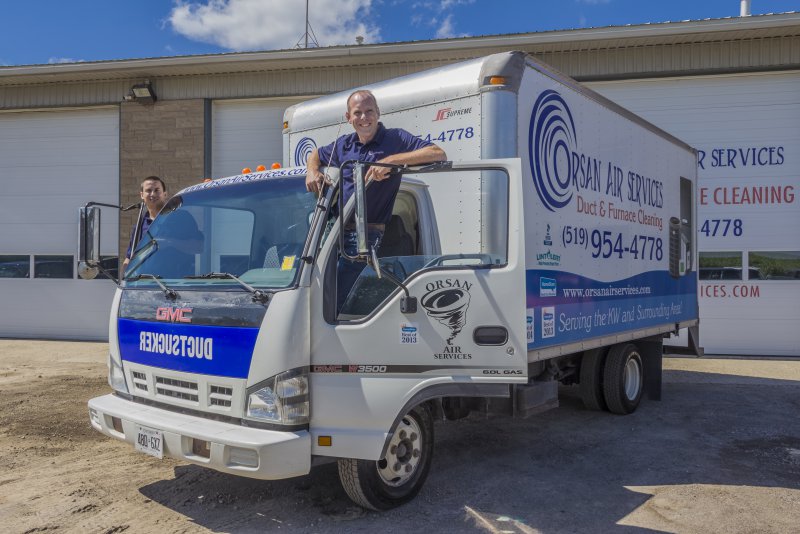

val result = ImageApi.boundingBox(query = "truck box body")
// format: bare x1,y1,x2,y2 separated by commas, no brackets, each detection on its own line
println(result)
284,51,699,360
87,51,698,510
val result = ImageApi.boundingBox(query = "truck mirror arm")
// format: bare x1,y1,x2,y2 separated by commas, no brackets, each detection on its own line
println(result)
86,200,143,212
368,246,417,314
78,261,122,286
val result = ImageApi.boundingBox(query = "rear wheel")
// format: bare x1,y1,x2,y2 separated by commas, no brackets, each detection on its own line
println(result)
337,404,434,510
579,348,607,411
603,343,644,414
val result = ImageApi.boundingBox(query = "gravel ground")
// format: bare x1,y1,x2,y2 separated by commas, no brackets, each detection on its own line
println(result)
1,339,798,533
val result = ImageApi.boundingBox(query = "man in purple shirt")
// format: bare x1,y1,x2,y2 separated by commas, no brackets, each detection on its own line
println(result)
123,176,168,273
306,90,446,311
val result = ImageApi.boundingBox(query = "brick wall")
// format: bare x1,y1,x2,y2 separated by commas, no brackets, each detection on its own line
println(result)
119,99,206,258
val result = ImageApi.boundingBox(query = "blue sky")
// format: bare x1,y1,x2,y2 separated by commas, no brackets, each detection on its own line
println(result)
1,0,796,66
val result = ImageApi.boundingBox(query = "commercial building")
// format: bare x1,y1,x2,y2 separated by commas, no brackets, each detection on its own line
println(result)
1,12,798,355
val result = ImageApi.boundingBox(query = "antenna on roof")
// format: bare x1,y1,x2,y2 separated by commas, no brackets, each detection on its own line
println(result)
295,0,320,48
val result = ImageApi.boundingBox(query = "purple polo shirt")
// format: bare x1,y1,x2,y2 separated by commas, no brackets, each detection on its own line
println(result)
125,213,154,259
317,123,431,225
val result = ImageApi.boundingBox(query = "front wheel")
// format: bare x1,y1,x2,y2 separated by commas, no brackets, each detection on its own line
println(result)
337,404,434,510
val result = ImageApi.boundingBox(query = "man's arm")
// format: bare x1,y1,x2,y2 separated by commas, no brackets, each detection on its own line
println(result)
305,148,326,194
367,144,447,182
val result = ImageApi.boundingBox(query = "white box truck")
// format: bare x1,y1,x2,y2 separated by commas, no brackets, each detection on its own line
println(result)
84,51,698,510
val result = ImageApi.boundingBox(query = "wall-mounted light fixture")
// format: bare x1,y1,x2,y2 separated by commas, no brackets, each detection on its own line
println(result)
125,81,157,104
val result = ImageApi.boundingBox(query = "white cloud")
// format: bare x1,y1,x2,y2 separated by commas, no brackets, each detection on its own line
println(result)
440,0,474,8
169,0,381,50
435,14,456,38
410,0,471,38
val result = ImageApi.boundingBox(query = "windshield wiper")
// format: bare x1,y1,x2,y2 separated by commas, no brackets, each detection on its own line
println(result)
184,272,271,304
128,273,178,300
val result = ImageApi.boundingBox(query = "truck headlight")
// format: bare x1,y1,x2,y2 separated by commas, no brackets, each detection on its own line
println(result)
108,357,129,394
246,368,309,425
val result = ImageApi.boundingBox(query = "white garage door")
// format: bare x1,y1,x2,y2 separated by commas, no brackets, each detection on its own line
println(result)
212,98,306,178
589,72,800,356
0,107,119,340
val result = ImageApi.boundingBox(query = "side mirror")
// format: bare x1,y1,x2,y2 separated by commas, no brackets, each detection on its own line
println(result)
340,160,416,314
78,206,101,280
353,162,369,257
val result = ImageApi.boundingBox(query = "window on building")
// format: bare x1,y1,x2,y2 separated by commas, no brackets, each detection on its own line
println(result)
749,251,800,281
34,255,74,279
0,255,30,278
698,251,742,280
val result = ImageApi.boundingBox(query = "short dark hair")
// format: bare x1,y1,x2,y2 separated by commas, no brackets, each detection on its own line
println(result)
346,90,378,113
141,176,167,192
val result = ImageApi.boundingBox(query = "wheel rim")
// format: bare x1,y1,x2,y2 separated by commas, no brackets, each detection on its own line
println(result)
623,355,642,401
377,415,423,487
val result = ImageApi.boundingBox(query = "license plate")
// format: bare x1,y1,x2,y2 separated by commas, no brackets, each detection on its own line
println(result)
135,425,164,459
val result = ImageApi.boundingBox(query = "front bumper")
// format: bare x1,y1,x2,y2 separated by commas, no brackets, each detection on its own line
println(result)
88,393,311,480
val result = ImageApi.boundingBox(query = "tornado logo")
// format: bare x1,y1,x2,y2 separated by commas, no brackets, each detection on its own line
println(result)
422,283,471,345
294,137,317,166
528,90,577,212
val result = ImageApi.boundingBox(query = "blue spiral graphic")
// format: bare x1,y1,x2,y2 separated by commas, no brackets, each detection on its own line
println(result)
528,90,578,212
294,137,317,166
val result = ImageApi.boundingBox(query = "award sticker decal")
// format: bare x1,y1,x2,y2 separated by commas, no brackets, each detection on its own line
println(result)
400,323,418,344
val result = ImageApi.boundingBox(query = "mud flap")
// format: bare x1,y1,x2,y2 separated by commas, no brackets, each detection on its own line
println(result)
638,337,663,401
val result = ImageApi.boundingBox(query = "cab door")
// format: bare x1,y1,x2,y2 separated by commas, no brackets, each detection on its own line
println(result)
305,160,526,459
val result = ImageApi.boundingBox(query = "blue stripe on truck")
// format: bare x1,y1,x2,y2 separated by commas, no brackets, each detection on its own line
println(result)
525,269,697,349
118,318,259,378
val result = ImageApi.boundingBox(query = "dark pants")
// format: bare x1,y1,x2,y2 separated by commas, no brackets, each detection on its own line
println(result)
337,229,383,312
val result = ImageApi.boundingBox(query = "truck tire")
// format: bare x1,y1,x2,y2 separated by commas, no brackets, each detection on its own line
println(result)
603,343,644,414
579,348,607,411
337,404,434,510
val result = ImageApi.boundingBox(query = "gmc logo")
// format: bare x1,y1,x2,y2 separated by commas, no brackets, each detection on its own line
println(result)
155,307,192,323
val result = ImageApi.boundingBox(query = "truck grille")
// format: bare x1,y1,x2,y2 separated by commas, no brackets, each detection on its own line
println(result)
209,385,233,408
132,371,148,392
155,376,199,403
126,366,238,411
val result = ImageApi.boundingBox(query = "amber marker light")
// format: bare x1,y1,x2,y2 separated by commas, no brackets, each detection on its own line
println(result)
242,167,252,174
489,76,507,85
271,162,282,169
256,165,266,172
283,121,289,129
318,436,332,447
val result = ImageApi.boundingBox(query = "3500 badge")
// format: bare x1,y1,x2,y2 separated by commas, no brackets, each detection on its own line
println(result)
351,365,387,374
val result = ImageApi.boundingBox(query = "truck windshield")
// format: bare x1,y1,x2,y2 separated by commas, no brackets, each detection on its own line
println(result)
125,177,316,290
